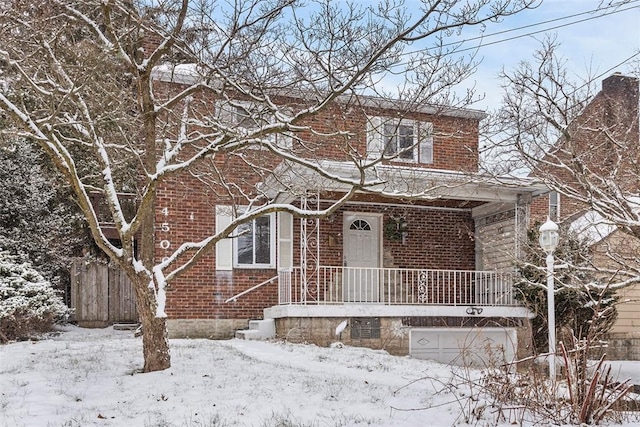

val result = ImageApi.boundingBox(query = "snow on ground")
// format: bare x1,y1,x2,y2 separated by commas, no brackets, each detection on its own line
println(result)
1,325,639,427
605,361,640,386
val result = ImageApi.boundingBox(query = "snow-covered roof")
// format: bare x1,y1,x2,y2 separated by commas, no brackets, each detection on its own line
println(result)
151,63,204,86
569,210,617,245
150,63,486,120
263,160,548,204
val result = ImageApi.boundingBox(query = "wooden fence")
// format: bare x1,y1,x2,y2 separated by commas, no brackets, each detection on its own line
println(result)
70,260,137,327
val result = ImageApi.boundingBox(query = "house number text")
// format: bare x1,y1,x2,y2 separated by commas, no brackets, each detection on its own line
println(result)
160,207,171,251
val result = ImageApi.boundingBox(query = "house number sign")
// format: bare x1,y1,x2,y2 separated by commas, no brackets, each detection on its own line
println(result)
160,207,171,262
158,207,195,262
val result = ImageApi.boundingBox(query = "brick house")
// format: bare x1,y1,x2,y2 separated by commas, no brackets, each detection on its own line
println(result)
151,65,547,364
530,73,640,359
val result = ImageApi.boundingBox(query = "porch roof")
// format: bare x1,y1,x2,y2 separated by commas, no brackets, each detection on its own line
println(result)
264,160,548,204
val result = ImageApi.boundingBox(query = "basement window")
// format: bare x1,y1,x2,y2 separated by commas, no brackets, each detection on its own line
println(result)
350,317,381,339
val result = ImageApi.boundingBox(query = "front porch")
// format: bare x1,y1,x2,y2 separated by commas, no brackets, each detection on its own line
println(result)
234,164,546,361
257,266,533,363
267,266,532,319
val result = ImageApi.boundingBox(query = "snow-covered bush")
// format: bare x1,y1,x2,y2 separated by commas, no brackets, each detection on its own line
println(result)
0,251,69,341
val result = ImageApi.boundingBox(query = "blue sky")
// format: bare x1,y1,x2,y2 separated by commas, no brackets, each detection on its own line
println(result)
452,0,640,110
389,0,640,110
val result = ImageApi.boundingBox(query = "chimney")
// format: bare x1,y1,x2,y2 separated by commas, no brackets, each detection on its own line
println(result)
602,72,639,110
599,73,639,142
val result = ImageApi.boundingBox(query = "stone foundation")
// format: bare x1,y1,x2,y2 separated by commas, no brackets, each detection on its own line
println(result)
166,319,248,339
275,316,533,360
276,317,410,355
164,315,534,364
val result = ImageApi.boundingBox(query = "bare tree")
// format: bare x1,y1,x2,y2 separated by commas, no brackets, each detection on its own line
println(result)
0,0,538,372
490,36,640,289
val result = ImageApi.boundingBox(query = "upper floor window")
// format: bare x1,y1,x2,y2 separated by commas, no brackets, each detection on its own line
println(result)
234,212,276,269
367,117,433,164
384,122,415,160
215,100,292,150
218,101,269,130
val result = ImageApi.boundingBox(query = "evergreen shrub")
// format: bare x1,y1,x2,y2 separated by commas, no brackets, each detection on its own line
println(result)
0,251,69,341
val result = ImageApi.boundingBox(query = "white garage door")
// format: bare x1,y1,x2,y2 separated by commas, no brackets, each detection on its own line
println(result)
410,327,517,367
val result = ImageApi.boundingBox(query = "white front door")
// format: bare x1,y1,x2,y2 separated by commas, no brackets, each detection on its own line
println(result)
343,213,381,302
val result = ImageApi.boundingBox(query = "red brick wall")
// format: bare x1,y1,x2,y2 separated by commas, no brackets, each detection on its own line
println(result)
530,195,548,225
154,95,482,320
152,80,481,172
299,201,475,271
296,102,480,171
158,180,477,320
156,170,280,320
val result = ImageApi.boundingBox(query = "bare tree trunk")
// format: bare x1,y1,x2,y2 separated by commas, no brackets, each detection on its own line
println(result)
133,277,171,372
135,66,171,372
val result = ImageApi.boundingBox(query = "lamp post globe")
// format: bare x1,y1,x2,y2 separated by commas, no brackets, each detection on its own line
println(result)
539,217,559,254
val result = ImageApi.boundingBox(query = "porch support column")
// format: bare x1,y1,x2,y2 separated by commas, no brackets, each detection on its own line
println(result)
515,193,530,260
300,192,320,302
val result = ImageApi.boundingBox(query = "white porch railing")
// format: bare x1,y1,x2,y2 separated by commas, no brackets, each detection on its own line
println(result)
278,267,518,307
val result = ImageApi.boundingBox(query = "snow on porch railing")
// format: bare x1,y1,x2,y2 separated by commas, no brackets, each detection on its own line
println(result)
278,267,518,306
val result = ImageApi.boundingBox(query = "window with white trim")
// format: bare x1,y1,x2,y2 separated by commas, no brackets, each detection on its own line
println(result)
215,100,292,150
234,213,276,268
384,121,415,160
367,117,433,164
216,207,290,271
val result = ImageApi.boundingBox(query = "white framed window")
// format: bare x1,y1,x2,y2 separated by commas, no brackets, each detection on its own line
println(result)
233,212,276,269
216,207,290,271
367,117,433,164
384,121,416,160
215,100,292,150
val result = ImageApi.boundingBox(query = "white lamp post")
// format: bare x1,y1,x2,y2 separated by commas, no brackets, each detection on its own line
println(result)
539,217,559,382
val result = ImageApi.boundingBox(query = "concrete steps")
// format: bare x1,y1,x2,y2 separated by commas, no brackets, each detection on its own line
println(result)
235,318,275,340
